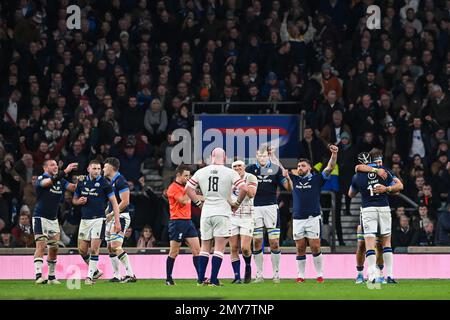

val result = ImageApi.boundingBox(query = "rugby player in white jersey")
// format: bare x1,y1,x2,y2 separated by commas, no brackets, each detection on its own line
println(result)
229,160,258,284
185,148,248,286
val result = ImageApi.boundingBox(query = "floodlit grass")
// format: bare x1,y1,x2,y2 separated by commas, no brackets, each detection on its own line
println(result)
1,279,449,300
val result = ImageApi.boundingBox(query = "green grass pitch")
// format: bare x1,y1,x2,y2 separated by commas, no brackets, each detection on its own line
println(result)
0,279,450,300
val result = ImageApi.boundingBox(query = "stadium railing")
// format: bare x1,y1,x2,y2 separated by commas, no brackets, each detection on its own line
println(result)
191,101,303,115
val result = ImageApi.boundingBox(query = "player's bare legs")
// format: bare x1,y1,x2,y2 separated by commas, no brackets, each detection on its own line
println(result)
34,237,47,284
309,238,324,282
46,234,60,284
268,235,281,283
380,234,395,283
78,239,102,284
295,238,307,282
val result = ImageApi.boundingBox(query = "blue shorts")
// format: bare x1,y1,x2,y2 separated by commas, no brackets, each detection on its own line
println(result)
169,220,198,242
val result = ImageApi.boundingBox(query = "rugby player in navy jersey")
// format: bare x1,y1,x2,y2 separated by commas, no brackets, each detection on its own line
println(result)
284,144,339,283
246,148,291,283
33,160,78,284
349,153,403,284
353,151,402,284
73,160,121,285
102,157,136,283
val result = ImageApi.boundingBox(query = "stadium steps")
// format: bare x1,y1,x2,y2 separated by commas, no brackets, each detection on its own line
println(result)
327,194,362,245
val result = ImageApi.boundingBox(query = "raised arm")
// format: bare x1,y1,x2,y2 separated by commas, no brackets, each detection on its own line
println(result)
282,169,293,191
323,144,339,176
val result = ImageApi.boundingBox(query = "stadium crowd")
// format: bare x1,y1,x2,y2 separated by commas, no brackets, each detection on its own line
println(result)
0,0,449,249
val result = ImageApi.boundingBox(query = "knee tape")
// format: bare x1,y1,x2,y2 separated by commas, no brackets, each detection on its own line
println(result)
253,227,264,239
267,228,280,240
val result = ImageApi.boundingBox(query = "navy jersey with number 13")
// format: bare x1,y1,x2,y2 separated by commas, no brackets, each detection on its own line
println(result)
351,169,395,208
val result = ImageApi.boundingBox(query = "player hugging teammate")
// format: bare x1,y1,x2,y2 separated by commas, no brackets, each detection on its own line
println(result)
349,151,404,284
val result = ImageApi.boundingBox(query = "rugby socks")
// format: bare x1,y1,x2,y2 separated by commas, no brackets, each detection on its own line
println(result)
253,249,263,277
356,265,364,276
82,254,91,265
231,257,241,280
365,250,376,280
193,255,200,278
34,258,43,279
109,254,120,279
47,260,56,280
118,251,134,277
382,247,393,278
87,255,99,279
198,251,209,283
296,255,306,279
271,250,281,278
166,256,175,280
243,254,252,276
313,252,323,277
210,251,224,285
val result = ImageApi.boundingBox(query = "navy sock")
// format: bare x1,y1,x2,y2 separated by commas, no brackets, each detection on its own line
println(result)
198,255,209,283
193,256,200,277
231,259,241,280
356,266,364,272
377,264,384,271
243,255,251,267
166,256,175,280
210,254,223,284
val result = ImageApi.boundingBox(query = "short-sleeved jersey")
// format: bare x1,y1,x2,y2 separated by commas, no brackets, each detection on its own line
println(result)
106,172,130,213
246,161,287,206
74,175,114,219
34,173,69,220
290,171,330,219
231,172,258,218
351,166,395,208
186,164,245,218
167,181,191,220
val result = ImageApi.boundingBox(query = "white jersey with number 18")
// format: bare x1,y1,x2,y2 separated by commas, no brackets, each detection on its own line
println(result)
186,164,245,218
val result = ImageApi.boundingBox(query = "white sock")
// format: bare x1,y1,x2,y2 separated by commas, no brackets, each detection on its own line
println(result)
270,250,281,277
253,250,264,277
88,256,99,279
48,260,56,277
34,258,43,277
383,249,393,278
110,254,120,278
296,256,306,278
366,251,377,281
118,252,134,277
313,252,323,277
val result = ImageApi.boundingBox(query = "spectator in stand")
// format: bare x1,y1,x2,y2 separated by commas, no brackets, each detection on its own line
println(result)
11,207,34,248
123,227,137,248
137,225,156,248
392,215,418,248
298,126,325,165
319,109,351,146
0,233,15,248
144,98,168,146
417,219,436,246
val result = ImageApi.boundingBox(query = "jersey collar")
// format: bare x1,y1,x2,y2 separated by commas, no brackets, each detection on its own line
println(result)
87,175,101,182
111,172,121,184
42,172,51,178
255,160,271,169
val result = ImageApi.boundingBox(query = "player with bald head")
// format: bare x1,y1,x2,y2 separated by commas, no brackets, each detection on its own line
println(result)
185,148,248,286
